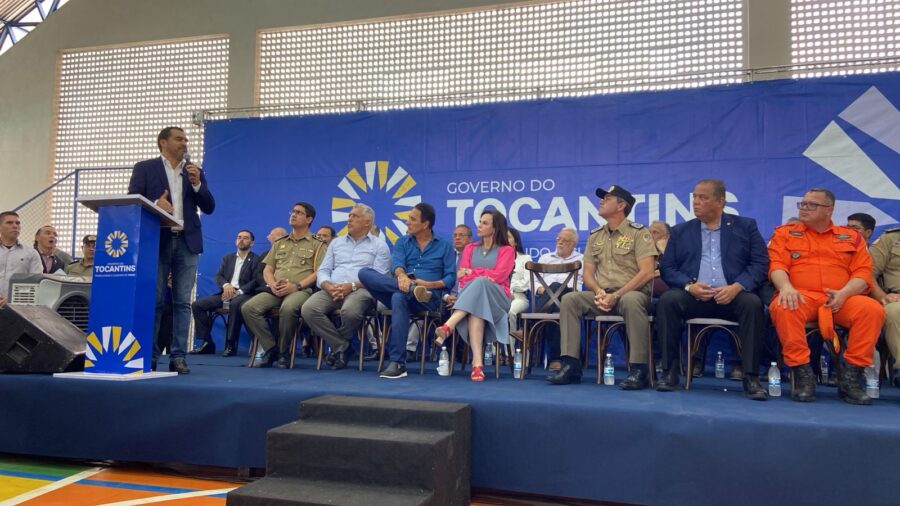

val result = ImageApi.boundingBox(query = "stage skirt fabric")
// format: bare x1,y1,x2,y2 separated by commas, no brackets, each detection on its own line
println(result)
454,276,512,346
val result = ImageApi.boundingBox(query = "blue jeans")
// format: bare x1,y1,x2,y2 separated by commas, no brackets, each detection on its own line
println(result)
154,233,198,360
358,267,440,364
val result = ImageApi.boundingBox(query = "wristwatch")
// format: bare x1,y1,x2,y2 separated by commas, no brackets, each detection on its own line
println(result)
684,283,692,292
351,282,358,292
296,283,303,291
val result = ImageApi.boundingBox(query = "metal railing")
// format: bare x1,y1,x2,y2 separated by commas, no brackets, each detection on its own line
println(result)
14,167,131,257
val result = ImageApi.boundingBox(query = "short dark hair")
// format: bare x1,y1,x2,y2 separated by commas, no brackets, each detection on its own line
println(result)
0,211,19,222
317,225,336,237
413,203,436,230
238,229,255,241
157,127,184,151
454,224,473,237
697,179,727,200
508,227,525,255
847,212,876,232
480,209,511,248
616,197,634,218
293,201,316,221
808,188,836,206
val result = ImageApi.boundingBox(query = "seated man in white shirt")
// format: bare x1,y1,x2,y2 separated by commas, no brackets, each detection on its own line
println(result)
536,228,584,371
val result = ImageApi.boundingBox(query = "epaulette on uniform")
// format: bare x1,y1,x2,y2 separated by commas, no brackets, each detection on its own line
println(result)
883,227,900,234
629,222,645,229
589,225,604,235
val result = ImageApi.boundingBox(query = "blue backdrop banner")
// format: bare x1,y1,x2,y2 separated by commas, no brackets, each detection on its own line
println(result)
197,73,900,296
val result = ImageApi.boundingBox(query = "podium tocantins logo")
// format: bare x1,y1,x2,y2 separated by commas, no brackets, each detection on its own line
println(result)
84,325,144,374
104,230,129,258
332,160,421,244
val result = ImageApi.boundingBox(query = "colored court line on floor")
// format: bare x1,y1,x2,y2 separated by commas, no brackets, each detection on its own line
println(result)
97,487,236,506
0,476,52,502
1,467,103,505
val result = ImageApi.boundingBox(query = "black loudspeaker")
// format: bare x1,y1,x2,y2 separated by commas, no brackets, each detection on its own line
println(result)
0,304,86,373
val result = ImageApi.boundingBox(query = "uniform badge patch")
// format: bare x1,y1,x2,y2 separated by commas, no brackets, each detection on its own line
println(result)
789,231,803,237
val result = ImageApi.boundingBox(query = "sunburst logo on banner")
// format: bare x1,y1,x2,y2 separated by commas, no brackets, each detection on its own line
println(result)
84,325,144,374
104,230,128,258
332,160,421,244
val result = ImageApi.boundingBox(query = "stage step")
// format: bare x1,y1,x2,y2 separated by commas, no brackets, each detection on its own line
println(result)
226,476,432,506
227,395,471,506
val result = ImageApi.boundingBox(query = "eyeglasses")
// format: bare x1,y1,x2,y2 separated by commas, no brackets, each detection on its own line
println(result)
290,210,306,216
556,238,575,244
796,201,832,210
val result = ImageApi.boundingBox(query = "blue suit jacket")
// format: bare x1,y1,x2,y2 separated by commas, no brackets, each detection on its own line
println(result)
660,213,769,293
127,156,215,254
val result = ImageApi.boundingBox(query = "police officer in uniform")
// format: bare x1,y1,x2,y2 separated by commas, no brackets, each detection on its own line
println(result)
548,185,657,388
868,227,900,386
241,202,326,368
65,235,96,279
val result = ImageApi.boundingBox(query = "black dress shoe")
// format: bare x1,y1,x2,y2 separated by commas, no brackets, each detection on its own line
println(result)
691,361,704,378
253,348,279,368
742,375,769,401
168,357,191,374
324,350,338,367
190,341,215,355
222,344,237,357
656,368,680,392
619,367,649,390
331,346,356,370
547,362,582,385
363,350,379,361
405,350,417,363
274,356,291,369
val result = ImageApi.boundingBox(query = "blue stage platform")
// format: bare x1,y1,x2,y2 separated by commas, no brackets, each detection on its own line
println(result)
1,354,899,505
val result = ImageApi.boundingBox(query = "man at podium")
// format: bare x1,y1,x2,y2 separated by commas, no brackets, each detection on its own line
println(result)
128,127,216,374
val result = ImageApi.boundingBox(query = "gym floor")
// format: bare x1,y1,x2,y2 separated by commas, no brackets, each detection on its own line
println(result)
0,454,602,505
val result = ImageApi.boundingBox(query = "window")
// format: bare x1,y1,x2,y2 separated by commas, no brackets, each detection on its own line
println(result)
52,37,229,251
258,0,744,114
792,0,900,78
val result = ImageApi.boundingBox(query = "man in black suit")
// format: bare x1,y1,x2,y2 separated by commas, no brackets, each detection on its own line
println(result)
191,230,260,356
656,179,770,400
128,126,216,374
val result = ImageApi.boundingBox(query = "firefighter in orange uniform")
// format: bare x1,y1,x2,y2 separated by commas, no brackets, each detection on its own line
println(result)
768,188,884,405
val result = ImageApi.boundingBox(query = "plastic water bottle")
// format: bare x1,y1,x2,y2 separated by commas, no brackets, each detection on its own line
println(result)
715,351,725,379
819,355,829,384
603,353,615,385
437,346,450,376
484,343,493,366
767,362,781,397
866,349,880,399
513,348,523,379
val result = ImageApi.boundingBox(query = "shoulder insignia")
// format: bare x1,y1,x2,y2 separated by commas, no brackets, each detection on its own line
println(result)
311,234,324,243
68,260,79,266
836,234,852,240
788,231,804,237
629,222,645,229
589,226,604,235
274,235,289,242
884,227,900,234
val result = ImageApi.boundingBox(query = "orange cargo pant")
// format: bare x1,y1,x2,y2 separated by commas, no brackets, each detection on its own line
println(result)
770,292,884,367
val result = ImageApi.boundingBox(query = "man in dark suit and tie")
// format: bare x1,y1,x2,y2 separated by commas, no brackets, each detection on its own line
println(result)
128,126,216,374
191,230,260,357
656,179,770,400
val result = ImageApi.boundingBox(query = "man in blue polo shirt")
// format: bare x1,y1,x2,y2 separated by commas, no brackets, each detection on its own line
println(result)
359,203,456,379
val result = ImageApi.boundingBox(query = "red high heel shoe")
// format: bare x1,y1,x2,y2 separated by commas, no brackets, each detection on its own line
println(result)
435,324,451,346
471,365,485,382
